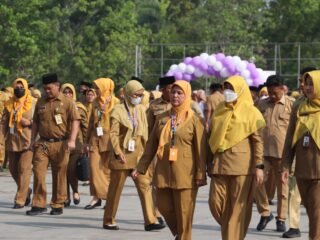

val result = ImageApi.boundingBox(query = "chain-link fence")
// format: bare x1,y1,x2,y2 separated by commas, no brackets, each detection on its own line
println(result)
135,42,320,90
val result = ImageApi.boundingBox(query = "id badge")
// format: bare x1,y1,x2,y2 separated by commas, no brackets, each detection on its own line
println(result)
169,147,178,161
303,136,310,147
54,114,63,125
10,126,15,134
128,139,135,152
96,127,104,136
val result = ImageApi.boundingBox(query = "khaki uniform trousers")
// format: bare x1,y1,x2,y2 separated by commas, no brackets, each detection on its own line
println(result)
0,146,4,166
103,169,157,226
265,166,276,201
32,141,70,209
288,175,301,229
8,150,33,205
157,188,198,240
147,158,162,218
297,178,320,240
209,175,255,240
88,150,110,200
255,156,288,220
66,150,81,200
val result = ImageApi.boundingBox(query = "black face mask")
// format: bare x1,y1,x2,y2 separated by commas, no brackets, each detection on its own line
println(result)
14,88,25,98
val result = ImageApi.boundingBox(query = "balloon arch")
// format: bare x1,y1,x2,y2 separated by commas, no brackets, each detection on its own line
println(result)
166,52,267,87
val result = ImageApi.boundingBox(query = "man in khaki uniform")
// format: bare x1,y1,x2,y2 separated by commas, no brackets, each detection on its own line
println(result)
26,73,80,216
255,75,294,232
204,83,224,132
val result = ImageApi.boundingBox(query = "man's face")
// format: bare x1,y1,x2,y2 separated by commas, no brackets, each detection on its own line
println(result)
79,85,88,94
161,84,173,101
43,83,60,99
267,85,284,103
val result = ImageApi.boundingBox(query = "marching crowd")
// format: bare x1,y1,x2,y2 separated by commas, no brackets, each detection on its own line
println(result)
0,67,319,240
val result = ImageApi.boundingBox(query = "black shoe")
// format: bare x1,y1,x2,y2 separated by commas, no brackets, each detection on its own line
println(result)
50,207,63,215
276,220,286,232
84,199,101,209
256,213,274,231
144,223,166,231
26,207,47,216
103,224,119,230
268,200,274,205
25,188,32,206
13,203,24,209
73,193,80,205
282,228,301,238
64,199,71,207
157,217,164,225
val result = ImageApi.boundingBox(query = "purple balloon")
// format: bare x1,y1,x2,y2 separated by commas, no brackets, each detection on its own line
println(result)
250,68,259,79
207,67,216,75
174,72,183,80
199,62,208,72
183,73,192,81
247,63,256,72
215,53,225,61
223,58,236,74
192,56,201,67
184,57,193,64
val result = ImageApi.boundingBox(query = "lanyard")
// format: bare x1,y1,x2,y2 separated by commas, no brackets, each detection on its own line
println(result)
124,102,137,130
171,114,176,146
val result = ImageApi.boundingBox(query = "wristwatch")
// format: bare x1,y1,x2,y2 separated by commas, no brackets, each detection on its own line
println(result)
256,164,264,170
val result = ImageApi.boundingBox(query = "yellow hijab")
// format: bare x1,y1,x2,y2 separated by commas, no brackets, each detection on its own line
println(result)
141,90,150,108
259,86,268,97
151,90,162,100
157,80,194,159
292,70,320,149
93,78,116,131
5,78,34,133
111,80,148,149
209,76,265,153
31,89,41,98
61,83,77,101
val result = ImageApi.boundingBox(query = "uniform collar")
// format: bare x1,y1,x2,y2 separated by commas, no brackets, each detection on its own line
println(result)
269,94,285,105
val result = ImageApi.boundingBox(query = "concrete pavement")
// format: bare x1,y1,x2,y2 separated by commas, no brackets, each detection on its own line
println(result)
0,169,309,239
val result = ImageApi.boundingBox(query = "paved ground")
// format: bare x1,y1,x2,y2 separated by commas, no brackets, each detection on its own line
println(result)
0,169,309,240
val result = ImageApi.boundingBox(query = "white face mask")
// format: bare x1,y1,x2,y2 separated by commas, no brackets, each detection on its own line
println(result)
260,95,269,100
223,89,238,103
130,96,142,105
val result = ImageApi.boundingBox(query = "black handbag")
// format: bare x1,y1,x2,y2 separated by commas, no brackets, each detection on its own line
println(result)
76,154,89,181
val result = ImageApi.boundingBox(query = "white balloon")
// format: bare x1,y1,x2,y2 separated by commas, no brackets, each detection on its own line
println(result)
241,69,250,79
213,61,223,71
185,65,195,74
194,69,203,77
200,53,209,61
256,68,264,76
233,56,242,64
178,63,187,72
170,64,178,71
220,68,230,78
206,55,217,66
246,78,253,86
236,61,246,72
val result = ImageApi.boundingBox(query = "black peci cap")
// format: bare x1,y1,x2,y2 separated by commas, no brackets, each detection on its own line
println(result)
249,86,259,92
42,73,59,84
159,76,175,88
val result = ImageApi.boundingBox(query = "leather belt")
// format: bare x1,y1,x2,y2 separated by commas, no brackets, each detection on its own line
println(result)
40,137,67,143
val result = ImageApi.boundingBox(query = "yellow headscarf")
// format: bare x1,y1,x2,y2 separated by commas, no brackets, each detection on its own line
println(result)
157,80,194,159
292,71,320,149
111,80,148,149
209,76,266,153
61,83,77,101
31,89,41,98
141,90,150,108
93,78,116,131
150,90,162,100
5,78,34,133
259,86,268,97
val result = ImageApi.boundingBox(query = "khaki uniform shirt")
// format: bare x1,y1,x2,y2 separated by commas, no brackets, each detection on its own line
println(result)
86,101,111,153
147,97,171,133
109,104,146,170
206,91,224,116
137,111,207,189
257,95,294,158
209,131,263,176
282,96,320,179
33,93,80,139
75,102,88,151
0,99,36,151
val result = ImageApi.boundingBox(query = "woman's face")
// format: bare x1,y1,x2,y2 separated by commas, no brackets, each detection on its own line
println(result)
170,85,186,107
63,87,73,99
304,76,315,100
93,83,101,98
86,90,96,103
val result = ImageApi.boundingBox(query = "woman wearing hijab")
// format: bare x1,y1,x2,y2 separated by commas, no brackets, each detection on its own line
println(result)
282,71,320,239
84,78,115,209
133,80,207,240
103,80,164,231
60,83,88,206
0,78,36,208
208,76,265,240
84,88,96,123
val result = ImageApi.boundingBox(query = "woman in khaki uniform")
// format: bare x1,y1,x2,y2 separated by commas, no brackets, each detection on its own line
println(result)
208,76,265,240
282,70,320,240
0,78,36,208
134,80,207,240
84,78,114,209
84,88,96,123
103,80,164,231
61,83,88,206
